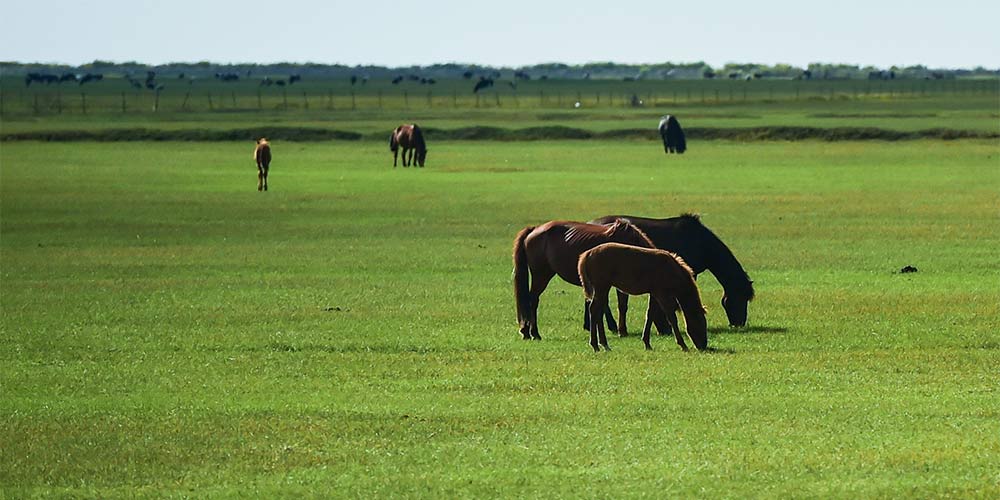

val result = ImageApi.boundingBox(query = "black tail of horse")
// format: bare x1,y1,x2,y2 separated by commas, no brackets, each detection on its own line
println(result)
512,226,534,333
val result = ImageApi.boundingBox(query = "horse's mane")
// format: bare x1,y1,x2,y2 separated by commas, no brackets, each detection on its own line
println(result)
609,218,655,249
679,213,754,300
663,249,695,278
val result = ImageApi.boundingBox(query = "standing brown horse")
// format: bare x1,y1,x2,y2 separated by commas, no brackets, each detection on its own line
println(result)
579,243,707,352
390,124,427,167
254,138,272,191
512,219,655,340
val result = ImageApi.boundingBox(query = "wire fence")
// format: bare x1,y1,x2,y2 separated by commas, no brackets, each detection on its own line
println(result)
1,79,996,116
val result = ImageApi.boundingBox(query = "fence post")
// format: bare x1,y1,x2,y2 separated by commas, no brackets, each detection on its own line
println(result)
33,94,40,115
427,90,432,108
403,90,409,108
122,92,128,112
378,90,382,109
154,88,160,112
495,91,500,107
208,92,214,110
80,92,87,114
257,89,262,109
351,90,356,110
302,91,309,109
231,90,236,107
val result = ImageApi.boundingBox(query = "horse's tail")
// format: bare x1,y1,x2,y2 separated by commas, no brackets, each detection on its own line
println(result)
512,226,534,329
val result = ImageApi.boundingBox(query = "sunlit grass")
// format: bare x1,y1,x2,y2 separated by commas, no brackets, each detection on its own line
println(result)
2,140,999,497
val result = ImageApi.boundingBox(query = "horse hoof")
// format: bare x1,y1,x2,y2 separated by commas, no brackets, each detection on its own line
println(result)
602,345,612,351
532,335,542,341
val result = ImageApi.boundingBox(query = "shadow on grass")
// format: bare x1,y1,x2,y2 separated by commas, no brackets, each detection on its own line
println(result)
699,346,738,355
708,325,789,335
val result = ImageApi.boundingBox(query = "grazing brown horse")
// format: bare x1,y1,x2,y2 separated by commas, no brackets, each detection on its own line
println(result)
579,243,708,352
390,124,427,167
586,214,754,337
512,219,655,340
254,138,272,191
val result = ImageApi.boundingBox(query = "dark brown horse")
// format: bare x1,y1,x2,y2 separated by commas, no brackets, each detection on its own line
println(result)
513,220,655,340
390,124,427,167
586,213,754,336
254,138,272,191
579,243,707,352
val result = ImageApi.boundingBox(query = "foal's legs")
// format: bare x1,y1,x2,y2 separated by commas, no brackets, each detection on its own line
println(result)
585,295,619,334
613,290,628,336
588,287,611,352
393,149,399,167
257,165,265,191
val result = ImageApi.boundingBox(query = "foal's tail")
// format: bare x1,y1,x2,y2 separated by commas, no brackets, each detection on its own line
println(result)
577,252,595,301
512,226,534,328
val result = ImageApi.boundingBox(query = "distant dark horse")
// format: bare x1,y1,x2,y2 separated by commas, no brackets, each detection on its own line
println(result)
585,214,754,335
580,243,708,352
513,220,655,340
390,124,427,167
658,115,687,154
254,138,272,191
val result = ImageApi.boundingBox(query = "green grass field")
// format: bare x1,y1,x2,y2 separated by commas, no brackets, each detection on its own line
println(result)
2,134,999,497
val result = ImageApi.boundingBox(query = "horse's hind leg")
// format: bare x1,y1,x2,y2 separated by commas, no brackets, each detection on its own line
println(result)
527,270,554,340
262,166,269,191
257,165,264,191
393,149,398,167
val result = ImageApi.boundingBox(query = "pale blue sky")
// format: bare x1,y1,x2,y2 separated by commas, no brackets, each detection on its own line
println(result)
2,0,997,69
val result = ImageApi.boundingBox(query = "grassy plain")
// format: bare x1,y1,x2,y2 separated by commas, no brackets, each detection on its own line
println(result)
2,135,999,497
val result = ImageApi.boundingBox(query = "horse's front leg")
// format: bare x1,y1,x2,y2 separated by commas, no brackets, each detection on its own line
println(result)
403,147,411,167
641,300,656,350
652,291,687,351
393,149,398,167
257,165,264,191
